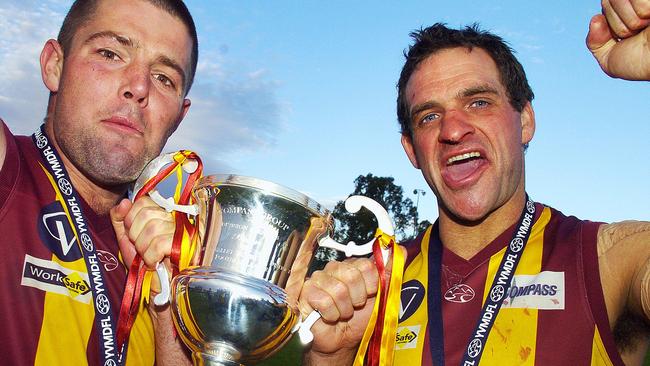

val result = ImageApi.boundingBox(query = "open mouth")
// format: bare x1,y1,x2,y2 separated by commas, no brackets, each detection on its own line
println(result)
447,151,482,165
442,151,486,187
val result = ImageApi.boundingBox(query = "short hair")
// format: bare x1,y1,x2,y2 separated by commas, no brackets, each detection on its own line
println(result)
57,0,198,94
396,23,534,137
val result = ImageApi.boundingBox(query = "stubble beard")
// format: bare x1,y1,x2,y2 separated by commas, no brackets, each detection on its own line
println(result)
54,122,161,188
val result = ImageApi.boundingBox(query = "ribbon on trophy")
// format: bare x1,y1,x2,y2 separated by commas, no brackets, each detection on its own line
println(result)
116,150,203,352
353,228,405,366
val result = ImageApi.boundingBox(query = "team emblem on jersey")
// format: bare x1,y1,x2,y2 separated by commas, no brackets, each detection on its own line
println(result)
444,283,475,303
399,279,425,322
21,254,92,304
97,250,119,272
394,325,421,350
39,201,83,262
501,271,565,309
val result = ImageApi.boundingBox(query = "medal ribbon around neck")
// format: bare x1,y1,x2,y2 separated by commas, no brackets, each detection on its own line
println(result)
32,125,124,365
116,150,203,352
427,195,537,366
354,228,405,366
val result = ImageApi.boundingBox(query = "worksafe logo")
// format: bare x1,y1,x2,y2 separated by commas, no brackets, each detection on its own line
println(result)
62,271,91,298
394,325,420,350
21,254,92,304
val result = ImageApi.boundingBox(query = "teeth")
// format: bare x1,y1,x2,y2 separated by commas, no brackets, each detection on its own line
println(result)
447,151,481,164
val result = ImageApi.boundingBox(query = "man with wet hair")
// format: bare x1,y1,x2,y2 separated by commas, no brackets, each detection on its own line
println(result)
300,1,650,365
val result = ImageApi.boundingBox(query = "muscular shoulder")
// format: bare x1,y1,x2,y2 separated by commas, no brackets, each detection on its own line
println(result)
598,221,650,257
597,221,650,358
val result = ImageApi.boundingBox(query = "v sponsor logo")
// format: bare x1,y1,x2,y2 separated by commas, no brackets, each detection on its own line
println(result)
399,280,425,322
38,201,82,262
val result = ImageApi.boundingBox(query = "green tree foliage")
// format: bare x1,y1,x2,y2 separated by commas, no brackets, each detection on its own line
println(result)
311,173,431,271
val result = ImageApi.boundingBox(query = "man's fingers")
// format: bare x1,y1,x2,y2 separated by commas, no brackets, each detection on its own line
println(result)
630,0,650,17
110,199,136,266
135,221,175,268
601,0,633,38
125,197,173,242
610,0,650,33
587,14,617,75
300,258,379,323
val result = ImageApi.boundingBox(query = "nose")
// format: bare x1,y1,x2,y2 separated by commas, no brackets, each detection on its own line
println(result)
120,63,150,107
438,109,474,144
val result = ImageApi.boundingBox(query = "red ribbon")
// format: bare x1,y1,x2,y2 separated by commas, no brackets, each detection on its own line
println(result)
366,238,392,365
115,151,202,354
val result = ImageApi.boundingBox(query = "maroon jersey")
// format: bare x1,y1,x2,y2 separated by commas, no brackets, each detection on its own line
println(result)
0,122,154,365
394,204,622,365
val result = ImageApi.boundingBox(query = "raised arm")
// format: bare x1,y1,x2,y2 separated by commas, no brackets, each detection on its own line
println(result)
586,0,650,80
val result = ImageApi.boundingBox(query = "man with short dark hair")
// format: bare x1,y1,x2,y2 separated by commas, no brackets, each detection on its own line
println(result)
300,2,650,365
0,0,196,364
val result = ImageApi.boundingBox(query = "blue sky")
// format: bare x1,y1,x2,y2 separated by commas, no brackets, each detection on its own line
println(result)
1,1,648,231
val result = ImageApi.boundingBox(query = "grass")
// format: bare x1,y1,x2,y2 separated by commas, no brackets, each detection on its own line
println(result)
257,334,304,366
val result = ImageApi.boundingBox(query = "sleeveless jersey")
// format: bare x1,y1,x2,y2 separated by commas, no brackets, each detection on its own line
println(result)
394,203,623,365
0,122,155,365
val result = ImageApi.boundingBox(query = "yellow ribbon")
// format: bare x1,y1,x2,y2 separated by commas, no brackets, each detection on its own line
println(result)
353,229,405,366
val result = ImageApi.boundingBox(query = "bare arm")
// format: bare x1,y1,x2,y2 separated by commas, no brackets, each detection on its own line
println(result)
148,304,192,366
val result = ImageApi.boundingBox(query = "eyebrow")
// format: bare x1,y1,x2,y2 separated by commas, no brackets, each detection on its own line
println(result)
156,55,187,91
457,84,499,99
85,31,134,48
409,84,500,120
84,31,187,91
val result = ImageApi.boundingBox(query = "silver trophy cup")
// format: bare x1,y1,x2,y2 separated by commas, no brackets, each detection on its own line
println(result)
172,174,331,365
145,174,393,366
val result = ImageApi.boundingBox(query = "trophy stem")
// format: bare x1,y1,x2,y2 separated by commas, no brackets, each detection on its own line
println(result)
192,352,244,366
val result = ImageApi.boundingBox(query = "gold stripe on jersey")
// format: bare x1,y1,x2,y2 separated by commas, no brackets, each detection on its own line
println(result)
35,164,94,366
479,206,551,365
393,226,432,364
590,326,614,366
34,164,154,365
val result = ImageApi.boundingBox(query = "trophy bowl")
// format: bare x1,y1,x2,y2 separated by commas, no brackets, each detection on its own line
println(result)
170,174,331,366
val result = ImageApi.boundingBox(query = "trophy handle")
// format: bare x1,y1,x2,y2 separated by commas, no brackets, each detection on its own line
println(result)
318,195,393,264
153,263,171,306
297,195,394,344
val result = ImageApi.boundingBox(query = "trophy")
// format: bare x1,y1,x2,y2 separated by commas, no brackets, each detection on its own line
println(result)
143,173,394,366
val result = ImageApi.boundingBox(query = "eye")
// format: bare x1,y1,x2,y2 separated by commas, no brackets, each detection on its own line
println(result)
154,73,175,89
98,49,120,61
420,112,440,125
470,99,490,108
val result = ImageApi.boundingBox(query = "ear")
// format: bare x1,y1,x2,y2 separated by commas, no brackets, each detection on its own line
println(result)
401,133,420,169
40,39,64,93
172,98,191,133
520,102,535,145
